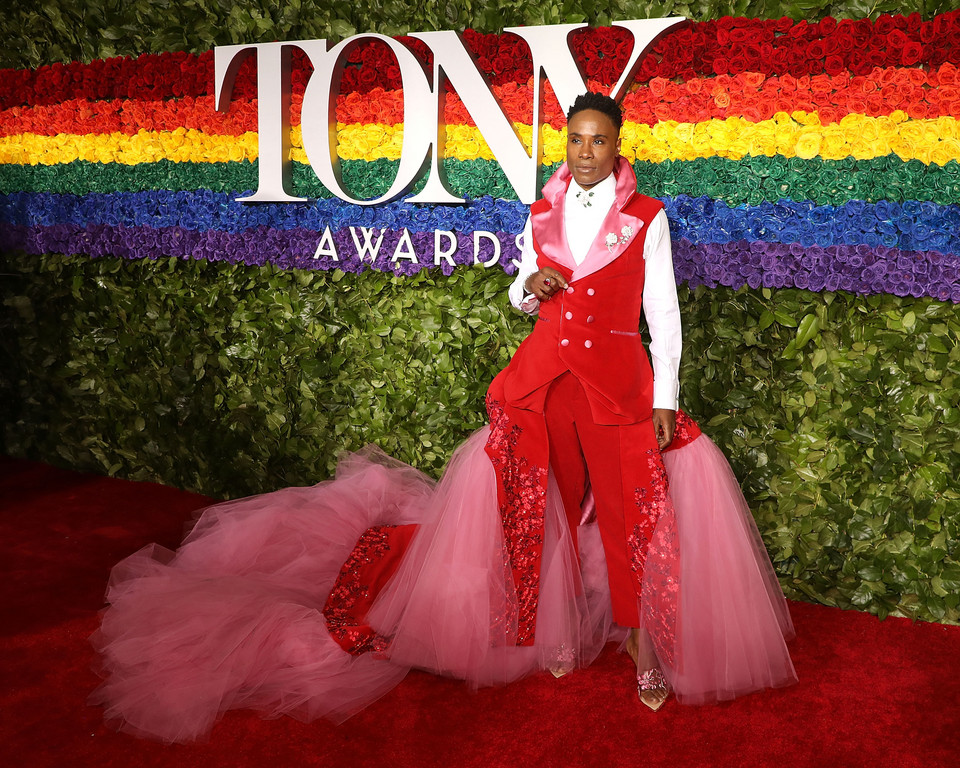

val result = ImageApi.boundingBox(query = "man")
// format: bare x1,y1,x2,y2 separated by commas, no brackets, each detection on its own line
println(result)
484,91,681,710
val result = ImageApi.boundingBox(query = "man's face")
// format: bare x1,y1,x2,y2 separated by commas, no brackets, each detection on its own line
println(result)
566,108,621,189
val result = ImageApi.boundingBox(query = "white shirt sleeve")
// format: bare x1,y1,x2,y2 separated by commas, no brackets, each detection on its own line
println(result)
642,209,682,411
508,216,540,315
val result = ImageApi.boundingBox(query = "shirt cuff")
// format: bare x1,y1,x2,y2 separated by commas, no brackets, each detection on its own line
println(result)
652,381,679,411
519,293,540,314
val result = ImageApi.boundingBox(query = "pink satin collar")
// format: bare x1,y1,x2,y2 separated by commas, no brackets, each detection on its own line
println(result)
531,156,646,281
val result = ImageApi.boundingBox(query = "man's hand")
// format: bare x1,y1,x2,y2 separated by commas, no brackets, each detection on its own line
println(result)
524,267,569,301
652,408,676,450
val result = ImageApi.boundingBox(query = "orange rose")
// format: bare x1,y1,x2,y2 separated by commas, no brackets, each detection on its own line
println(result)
779,74,798,92
818,106,840,125
648,77,669,98
937,63,958,86
845,96,868,114
810,75,833,94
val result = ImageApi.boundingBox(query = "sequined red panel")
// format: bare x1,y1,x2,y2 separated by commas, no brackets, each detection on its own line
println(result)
323,524,417,655
629,449,679,665
629,448,670,581
641,503,680,666
485,395,548,645
666,408,703,451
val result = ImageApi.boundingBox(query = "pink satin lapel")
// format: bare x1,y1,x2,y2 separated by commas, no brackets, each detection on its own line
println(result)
532,157,645,279
572,157,645,281
571,209,646,281
531,167,577,272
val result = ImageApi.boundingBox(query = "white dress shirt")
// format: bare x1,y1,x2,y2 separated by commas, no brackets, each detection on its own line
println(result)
507,177,682,411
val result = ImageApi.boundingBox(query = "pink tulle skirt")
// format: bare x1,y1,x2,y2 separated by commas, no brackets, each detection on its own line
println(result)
91,429,796,742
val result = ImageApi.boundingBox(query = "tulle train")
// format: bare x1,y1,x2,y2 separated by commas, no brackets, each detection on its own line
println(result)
91,429,795,743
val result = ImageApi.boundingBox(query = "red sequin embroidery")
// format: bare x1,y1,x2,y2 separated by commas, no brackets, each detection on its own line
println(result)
323,527,394,655
485,395,547,645
630,449,679,665
629,449,670,579
668,408,702,451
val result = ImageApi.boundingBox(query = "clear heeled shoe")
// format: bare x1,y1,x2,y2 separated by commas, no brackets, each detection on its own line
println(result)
637,668,670,712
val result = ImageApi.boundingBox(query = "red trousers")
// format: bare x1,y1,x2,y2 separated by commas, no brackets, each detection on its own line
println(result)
543,372,668,628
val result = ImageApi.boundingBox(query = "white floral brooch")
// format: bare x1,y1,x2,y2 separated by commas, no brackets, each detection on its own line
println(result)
604,224,636,252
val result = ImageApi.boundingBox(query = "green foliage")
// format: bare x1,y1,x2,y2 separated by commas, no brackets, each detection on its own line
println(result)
3,0,959,69
2,249,958,625
0,250,522,493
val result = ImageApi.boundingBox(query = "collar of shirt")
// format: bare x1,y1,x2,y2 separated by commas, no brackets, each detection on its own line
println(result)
564,173,617,266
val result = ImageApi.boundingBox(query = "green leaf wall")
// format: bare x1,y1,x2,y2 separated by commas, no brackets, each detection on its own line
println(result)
1,0,958,625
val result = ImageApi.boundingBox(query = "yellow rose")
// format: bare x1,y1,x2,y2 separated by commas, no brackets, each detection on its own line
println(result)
794,131,822,160
929,140,958,166
515,123,534,155
820,128,848,159
228,140,248,163
541,126,565,164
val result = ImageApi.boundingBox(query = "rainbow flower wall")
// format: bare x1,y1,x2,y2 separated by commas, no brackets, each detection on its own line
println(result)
2,8,959,626
3,14,960,300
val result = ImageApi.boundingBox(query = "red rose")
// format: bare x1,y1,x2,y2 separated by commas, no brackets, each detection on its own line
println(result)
818,17,838,35
711,56,729,76
874,15,896,36
355,66,377,89
851,19,873,45
597,30,618,56
729,24,757,44
636,56,658,82
740,43,762,70
584,58,604,79
824,55,845,76
615,40,634,66
886,29,910,48
866,50,887,69
715,16,736,32
339,69,358,91
831,31,853,54
768,49,789,71
774,17,793,34
901,42,923,66
491,55,512,76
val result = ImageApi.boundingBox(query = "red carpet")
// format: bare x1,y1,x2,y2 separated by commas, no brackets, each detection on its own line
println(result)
2,455,958,767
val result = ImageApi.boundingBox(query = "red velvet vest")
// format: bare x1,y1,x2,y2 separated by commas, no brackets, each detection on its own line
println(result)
497,165,664,425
